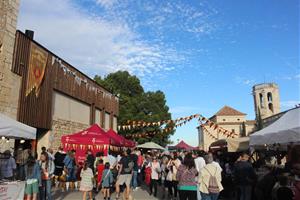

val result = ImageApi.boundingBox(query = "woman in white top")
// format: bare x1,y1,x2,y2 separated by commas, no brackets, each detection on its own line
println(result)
199,154,223,200
80,161,94,200
149,156,161,197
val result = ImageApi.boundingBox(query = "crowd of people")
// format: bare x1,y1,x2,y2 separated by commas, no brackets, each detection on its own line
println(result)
0,144,299,200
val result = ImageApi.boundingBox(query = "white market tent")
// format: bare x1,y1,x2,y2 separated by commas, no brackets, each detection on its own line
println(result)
0,113,36,139
137,142,165,150
250,108,300,147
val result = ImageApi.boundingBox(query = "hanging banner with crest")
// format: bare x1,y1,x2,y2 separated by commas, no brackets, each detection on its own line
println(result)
25,42,48,97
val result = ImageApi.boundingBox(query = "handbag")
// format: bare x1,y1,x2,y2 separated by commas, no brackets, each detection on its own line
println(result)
100,170,111,187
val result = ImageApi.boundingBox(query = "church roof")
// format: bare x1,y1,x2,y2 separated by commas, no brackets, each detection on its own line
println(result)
214,106,246,116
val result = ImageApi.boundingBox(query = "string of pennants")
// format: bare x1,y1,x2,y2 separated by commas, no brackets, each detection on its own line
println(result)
63,143,124,151
124,113,238,139
201,125,218,141
51,56,119,102
125,114,200,138
119,114,200,131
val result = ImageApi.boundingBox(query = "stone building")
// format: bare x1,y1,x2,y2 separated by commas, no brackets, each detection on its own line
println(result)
253,83,280,119
0,0,21,151
10,31,119,154
0,0,21,119
198,106,256,151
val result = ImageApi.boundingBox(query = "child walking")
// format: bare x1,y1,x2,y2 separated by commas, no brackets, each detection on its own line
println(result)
101,162,114,200
80,161,94,200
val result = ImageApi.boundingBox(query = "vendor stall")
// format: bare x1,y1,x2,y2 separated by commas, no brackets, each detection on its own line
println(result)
61,124,119,162
106,129,136,148
0,113,36,200
209,137,249,152
0,113,36,139
169,140,198,151
137,142,165,150
250,107,300,147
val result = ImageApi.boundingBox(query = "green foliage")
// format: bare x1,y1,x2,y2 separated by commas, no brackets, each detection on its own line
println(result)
94,71,174,146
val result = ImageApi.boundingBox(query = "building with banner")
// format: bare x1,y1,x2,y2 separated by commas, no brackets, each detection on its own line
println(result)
10,31,119,153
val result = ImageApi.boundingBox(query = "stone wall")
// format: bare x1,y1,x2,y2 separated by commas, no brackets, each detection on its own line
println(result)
0,0,21,119
50,118,89,151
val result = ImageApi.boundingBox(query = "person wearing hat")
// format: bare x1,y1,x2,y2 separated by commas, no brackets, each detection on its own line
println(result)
0,150,16,180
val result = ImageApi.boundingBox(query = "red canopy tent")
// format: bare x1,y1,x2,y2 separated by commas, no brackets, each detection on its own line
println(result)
170,140,198,151
61,124,119,162
106,129,125,146
106,129,136,148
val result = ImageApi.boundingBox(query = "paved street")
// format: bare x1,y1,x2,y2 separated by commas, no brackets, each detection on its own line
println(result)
52,186,163,200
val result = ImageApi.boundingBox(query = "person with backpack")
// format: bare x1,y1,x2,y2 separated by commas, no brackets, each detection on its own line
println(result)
63,150,76,190
115,149,134,200
176,153,198,200
199,154,223,200
101,162,114,200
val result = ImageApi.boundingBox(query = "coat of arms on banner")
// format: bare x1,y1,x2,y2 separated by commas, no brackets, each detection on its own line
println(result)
25,42,48,97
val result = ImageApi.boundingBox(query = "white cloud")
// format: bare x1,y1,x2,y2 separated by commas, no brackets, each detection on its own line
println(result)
281,100,300,109
235,76,256,86
17,0,181,80
96,0,118,9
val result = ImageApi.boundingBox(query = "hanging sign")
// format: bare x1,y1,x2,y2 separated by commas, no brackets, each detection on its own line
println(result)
25,42,48,97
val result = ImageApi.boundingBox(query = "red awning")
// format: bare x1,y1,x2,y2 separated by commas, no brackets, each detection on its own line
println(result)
173,140,198,150
106,129,125,146
61,124,119,146
106,129,136,148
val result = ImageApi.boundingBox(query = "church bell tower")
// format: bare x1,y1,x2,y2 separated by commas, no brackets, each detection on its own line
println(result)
253,83,280,119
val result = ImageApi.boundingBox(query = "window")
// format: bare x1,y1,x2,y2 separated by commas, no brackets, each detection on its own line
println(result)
259,93,264,108
237,118,240,121
104,112,110,130
268,103,274,113
267,92,273,102
113,116,118,131
223,119,226,121
95,109,102,126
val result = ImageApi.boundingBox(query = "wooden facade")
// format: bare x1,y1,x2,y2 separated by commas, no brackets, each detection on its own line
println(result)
12,31,119,130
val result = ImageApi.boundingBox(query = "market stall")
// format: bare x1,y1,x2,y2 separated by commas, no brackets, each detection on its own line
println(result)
169,140,198,151
209,137,249,153
250,107,300,147
106,129,136,148
61,124,119,162
106,129,125,146
137,142,165,150
0,113,36,200
0,113,36,139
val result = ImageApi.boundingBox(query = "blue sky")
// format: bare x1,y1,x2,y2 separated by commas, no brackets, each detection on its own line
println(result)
18,0,299,146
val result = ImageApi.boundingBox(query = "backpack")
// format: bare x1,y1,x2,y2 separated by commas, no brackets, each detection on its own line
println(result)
205,166,220,194
124,157,134,173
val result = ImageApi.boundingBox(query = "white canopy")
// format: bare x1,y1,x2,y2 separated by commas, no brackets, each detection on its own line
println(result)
0,113,36,139
250,108,300,146
137,142,165,150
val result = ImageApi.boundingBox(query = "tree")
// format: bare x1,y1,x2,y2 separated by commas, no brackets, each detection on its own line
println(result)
94,71,174,146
